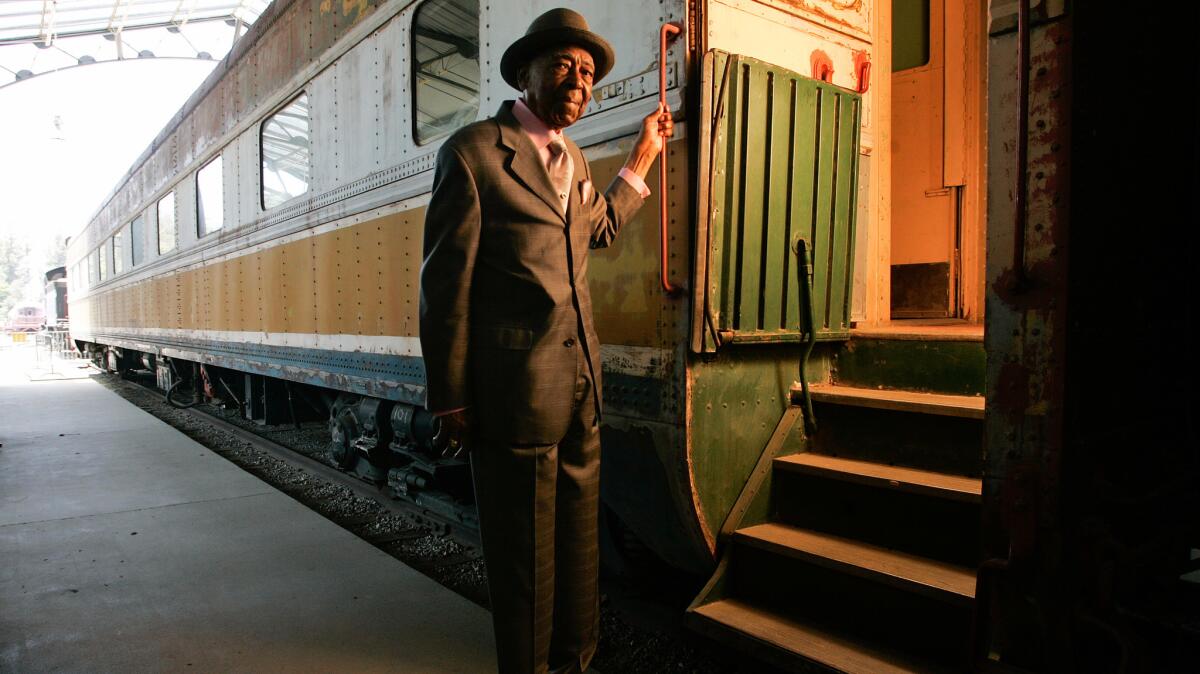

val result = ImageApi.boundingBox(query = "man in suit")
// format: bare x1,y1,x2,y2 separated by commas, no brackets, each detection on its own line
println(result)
418,8,673,674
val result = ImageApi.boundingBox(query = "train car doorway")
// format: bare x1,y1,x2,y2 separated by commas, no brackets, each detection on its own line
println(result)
889,0,986,320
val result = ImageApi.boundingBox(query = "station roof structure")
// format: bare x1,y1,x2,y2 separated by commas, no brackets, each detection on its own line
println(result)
0,0,273,88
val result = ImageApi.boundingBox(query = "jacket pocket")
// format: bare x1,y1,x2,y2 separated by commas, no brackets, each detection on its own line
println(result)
473,325,534,350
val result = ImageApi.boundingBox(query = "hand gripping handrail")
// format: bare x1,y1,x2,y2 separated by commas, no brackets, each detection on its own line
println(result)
659,21,683,295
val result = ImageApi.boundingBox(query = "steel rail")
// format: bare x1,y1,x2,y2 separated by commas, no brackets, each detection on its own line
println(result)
161,392,481,548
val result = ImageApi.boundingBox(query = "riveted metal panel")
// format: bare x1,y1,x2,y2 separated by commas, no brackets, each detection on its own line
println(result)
701,51,861,348
377,11,411,162
308,66,339,194
236,129,260,226
336,33,383,181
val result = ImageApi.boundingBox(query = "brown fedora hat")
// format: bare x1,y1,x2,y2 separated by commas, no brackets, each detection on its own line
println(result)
500,8,615,90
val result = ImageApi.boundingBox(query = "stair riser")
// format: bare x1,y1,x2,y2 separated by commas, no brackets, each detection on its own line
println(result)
730,545,974,668
834,337,985,396
810,403,984,476
773,471,982,567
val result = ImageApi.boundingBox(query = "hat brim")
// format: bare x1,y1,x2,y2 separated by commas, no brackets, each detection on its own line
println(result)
500,27,615,90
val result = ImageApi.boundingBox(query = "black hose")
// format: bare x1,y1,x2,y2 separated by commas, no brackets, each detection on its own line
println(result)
793,238,818,435
165,360,199,409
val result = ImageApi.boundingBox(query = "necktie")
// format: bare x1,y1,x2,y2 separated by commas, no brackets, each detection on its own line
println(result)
547,136,573,215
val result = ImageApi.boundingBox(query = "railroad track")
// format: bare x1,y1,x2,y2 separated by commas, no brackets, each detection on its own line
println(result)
119,373,481,549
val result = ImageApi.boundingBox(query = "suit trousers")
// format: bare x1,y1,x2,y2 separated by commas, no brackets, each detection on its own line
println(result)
470,343,601,674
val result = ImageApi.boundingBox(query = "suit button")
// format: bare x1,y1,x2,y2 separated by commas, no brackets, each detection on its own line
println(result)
563,338,576,347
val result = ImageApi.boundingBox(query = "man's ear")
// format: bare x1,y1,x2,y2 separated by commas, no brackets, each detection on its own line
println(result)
516,64,529,92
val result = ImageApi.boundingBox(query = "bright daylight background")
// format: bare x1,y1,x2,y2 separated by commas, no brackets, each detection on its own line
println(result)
0,57,217,311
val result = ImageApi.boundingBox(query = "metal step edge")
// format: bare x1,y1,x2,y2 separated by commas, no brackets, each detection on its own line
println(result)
806,383,985,419
734,522,977,606
775,452,983,504
689,597,952,674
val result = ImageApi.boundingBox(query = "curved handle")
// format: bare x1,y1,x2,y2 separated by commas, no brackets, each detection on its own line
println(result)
659,21,683,295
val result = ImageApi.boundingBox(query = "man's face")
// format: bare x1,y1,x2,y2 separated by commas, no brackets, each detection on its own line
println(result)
520,45,595,129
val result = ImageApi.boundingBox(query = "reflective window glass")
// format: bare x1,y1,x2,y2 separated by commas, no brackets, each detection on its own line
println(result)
98,243,108,281
892,0,930,71
158,192,176,255
413,0,480,144
261,94,311,209
197,156,224,236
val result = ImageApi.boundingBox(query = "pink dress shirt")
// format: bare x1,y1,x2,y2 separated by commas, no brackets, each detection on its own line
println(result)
512,98,651,198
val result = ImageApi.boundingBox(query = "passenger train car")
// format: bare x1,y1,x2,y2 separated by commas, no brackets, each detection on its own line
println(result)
67,0,1197,671
6,304,45,332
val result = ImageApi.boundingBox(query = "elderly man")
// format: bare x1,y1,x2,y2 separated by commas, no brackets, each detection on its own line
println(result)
418,7,672,674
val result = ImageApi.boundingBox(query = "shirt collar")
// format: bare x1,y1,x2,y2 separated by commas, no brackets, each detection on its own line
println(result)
512,98,563,151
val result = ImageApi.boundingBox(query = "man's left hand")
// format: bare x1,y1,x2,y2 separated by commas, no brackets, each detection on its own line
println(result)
623,103,674,177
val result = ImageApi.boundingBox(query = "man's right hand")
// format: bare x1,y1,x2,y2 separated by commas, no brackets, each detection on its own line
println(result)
436,408,472,450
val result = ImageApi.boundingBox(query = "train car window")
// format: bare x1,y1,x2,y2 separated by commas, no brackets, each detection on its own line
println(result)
158,191,177,255
113,229,126,275
197,156,224,236
98,242,108,281
892,0,930,71
130,215,146,267
261,94,311,209
412,0,480,144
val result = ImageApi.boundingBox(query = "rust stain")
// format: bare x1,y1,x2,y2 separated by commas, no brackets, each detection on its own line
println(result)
762,0,866,36
810,49,834,82
321,0,372,22
852,49,871,92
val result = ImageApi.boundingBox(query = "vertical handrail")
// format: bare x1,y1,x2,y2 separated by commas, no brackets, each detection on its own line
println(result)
793,238,817,434
1013,0,1030,290
659,21,683,295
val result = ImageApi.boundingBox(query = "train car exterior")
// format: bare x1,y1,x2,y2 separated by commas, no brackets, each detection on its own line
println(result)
44,266,68,328
65,0,1197,671
5,304,45,332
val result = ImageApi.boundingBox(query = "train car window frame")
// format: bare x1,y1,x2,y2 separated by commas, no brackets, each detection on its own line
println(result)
130,215,146,267
411,0,481,145
112,228,127,276
157,191,177,255
196,155,225,237
260,92,311,210
98,242,108,281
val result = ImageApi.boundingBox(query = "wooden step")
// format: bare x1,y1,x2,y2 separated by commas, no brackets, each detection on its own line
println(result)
735,523,977,606
806,384,985,419
776,453,982,503
691,598,951,674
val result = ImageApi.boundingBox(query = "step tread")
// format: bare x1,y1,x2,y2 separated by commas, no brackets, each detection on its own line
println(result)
808,383,985,419
692,598,949,674
776,453,982,503
736,522,977,604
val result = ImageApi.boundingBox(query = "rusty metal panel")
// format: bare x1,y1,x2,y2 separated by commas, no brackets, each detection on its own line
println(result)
701,51,861,348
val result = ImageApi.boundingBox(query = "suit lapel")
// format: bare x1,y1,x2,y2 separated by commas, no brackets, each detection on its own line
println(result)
495,103,568,225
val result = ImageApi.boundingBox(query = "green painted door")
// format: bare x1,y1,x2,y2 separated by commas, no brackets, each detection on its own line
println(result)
692,51,862,353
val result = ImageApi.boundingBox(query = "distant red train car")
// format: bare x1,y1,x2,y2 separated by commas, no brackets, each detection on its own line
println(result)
5,304,44,333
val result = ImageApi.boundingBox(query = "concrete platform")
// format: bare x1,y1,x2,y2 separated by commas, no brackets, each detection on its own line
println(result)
0,345,496,673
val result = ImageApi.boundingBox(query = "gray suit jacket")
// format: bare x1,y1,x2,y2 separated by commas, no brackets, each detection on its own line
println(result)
419,101,644,445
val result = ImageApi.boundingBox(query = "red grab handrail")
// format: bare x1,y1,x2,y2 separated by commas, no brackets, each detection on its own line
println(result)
659,21,683,295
